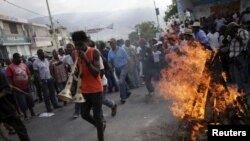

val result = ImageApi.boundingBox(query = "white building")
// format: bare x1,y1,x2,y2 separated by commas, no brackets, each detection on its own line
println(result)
54,26,72,49
26,23,53,55
0,14,31,59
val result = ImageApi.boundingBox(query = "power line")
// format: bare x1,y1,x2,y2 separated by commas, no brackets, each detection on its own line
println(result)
2,0,45,17
1,0,62,26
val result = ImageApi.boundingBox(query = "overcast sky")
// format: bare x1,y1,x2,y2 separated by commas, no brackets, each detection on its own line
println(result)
0,0,171,19
0,0,172,40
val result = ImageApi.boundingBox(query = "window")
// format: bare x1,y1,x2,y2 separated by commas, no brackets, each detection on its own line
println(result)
9,23,18,34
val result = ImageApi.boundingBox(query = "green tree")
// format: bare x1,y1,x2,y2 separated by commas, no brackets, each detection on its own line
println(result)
129,21,158,43
128,31,139,45
164,0,177,22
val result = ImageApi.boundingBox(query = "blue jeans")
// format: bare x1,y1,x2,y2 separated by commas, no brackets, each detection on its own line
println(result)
115,65,129,100
15,89,34,114
105,69,118,92
41,79,59,111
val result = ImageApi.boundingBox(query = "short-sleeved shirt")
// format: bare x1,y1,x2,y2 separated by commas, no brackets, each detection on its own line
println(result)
50,59,67,83
63,55,74,66
152,50,162,63
229,28,249,58
6,63,30,89
108,47,128,69
33,58,52,80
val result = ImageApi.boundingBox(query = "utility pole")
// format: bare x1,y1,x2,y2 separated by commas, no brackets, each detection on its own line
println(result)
46,0,58,50
154,0,160,32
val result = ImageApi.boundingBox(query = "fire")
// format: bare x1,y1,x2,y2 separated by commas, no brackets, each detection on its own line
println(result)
159,41,211,119
158,40,247,141
190,123,206,141
159,41,242,121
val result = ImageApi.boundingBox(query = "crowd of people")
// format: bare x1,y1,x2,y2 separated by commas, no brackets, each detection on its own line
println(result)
1,7,250,141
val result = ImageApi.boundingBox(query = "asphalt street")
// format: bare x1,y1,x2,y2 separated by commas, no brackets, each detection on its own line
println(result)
8,86,175,141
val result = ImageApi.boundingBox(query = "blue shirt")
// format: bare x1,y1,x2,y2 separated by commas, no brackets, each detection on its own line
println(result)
194,29,210,48
108,47,128,68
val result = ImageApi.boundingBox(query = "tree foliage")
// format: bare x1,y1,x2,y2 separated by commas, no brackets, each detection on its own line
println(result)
164,0,178,22
128,31,139,45
129,21,158,43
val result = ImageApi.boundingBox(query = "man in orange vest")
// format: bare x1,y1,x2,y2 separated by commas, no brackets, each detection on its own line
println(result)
72,31,104,141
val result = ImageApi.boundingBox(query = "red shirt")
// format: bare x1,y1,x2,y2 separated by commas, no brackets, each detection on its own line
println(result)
6,63,30,89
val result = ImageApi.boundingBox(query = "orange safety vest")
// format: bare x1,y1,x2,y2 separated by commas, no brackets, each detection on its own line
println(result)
73,48,103,94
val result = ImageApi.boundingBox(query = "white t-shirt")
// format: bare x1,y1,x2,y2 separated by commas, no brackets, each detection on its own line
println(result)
207,32,220,50
99,56,107,86
152,50,161,63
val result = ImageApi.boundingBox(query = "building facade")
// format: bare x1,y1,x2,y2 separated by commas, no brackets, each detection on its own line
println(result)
176,0,250,21
54,26,72,49
26,23,53,55
0,14,31,60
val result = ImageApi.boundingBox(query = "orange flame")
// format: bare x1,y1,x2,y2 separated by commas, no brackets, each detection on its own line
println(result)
191,123,205,141
159,41,211,119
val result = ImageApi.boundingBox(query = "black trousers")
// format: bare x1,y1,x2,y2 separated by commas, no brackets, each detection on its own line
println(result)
144,70,154,93
1,115,30,141
81,93,104,141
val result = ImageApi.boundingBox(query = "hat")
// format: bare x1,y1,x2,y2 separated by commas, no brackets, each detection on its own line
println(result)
184,28,193,36
227,22,240,29
192,22,201,27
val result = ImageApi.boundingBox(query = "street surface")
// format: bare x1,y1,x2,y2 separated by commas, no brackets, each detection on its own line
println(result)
9,86,176,141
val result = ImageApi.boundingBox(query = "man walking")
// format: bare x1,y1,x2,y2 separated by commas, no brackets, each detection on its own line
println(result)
72,31,104,141
108,38,131,104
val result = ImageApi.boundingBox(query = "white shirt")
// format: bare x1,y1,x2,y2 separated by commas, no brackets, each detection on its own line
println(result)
152,50,161,63
207,32,220,50
99,56,107,86
33,58,52,80
63,55,74,66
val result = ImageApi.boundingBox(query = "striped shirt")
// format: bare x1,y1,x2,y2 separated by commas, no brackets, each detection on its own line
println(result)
229,28,249,58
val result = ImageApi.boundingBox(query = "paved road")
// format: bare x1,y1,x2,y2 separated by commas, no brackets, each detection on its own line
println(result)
9,86,175,141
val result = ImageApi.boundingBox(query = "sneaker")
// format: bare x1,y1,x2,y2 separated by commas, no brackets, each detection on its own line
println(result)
111,104,117,117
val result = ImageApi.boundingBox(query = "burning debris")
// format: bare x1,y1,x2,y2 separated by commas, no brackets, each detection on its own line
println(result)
158,41,250,141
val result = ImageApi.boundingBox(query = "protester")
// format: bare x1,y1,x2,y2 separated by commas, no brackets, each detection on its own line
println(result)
108,38,131,104
72,31,105,141
6,53,35,120
33,49,62,112
139,38,155,96
1,65,31,141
